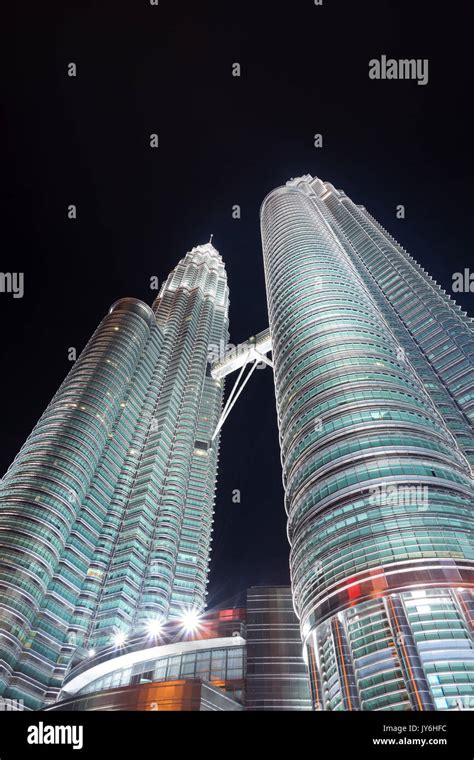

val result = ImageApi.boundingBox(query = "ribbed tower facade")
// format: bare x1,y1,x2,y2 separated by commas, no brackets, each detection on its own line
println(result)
0,242,228,709
261,176,474,711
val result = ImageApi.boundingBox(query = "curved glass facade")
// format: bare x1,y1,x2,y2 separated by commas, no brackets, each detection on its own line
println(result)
47,607,247,711
0,244,229,709
44,590,312,711
74,644,245,696
261,178,474,710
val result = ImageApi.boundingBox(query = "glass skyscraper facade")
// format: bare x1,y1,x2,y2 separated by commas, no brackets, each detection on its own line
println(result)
260,176,474,711
0,242,229,709
1,179,472,714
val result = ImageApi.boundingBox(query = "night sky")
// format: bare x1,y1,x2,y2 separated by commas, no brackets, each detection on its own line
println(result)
3,1,472,610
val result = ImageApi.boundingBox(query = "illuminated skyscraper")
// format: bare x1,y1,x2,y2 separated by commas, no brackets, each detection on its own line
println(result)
260,176,474,711
0,242,229,709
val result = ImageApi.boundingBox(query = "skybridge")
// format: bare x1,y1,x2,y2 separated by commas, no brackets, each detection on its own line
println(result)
210,328,272,440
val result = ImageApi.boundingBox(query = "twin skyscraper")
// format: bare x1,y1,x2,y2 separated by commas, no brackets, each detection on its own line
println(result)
1,176,473,711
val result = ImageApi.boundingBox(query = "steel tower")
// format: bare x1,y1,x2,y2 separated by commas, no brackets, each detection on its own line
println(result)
0,243,228,709
259,176,474,710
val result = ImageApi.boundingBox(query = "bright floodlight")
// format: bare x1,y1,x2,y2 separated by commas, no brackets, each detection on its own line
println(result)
113,631,126,647
181,609,201,633
88,648,96,658
146,619,164,637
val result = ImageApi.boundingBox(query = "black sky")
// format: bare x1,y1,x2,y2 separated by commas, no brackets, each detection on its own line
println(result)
2,0,473,609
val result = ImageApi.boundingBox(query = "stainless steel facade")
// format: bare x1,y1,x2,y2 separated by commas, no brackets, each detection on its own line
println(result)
245,586,312,710
0,243,229,709
261,176,474,710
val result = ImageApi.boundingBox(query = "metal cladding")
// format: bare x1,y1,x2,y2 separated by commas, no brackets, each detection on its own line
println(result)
261,176,474,711
0,243,228,709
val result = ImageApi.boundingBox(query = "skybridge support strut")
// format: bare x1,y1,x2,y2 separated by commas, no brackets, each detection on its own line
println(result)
210,328,272,440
